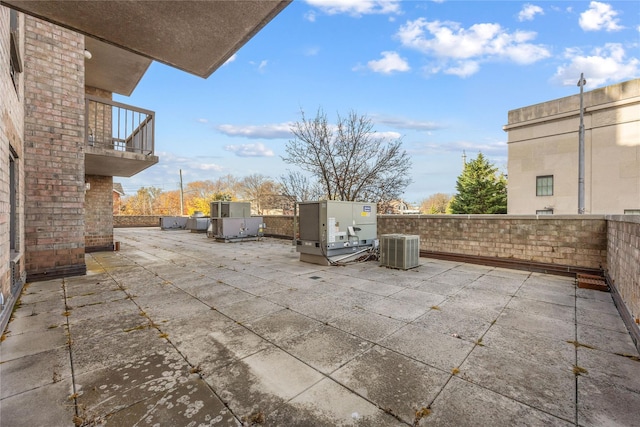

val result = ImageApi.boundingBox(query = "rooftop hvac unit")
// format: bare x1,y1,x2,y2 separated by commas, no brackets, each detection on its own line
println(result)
380,234,420,270
210,201,251,218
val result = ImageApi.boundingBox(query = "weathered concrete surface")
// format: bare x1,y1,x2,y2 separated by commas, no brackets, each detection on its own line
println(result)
1,228,639,426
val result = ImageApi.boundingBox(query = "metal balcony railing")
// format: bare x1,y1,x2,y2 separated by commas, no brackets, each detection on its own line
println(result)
85,95,155,155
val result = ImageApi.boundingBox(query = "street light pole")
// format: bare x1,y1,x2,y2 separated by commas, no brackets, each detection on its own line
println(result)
577,73,586,214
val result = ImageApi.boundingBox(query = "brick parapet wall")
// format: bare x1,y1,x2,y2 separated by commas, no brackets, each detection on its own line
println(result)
606,215,640,325
114,215,161,228
378,215,608,270
263,215,296,238
85,175,113,250
23,17,86,279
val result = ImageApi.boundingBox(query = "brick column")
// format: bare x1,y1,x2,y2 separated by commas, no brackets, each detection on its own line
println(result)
23,17,86,280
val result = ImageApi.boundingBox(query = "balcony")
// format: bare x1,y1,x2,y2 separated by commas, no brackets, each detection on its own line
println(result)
84,95,159,177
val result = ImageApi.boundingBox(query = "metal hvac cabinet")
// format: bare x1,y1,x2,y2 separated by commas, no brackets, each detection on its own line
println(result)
208,201,264,242
380,234,420,270
297,200,377,265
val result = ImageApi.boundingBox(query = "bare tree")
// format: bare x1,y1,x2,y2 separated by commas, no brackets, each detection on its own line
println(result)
240,174,280,214
283,108,412,203
279,170,323,203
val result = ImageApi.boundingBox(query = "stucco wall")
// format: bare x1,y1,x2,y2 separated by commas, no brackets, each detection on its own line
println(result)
606,215,640,325
506,79,640,215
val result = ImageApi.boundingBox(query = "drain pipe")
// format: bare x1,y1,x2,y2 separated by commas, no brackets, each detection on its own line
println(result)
577,73,586,214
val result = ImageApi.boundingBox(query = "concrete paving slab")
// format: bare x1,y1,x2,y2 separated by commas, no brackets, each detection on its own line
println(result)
0,327,68,362
576,287,616,303
441,288,512,322
13,297,67,317
347,279,405,297
102,376,240,426
577,323,639,355
516,281,576,307
506,296,576,323
429,269,483,287
216,296,284,324
459,345,576,421
576,306,629,333
480,323,576,371
71,328,175,375
415,279,466,296
466,273,526,295
362,297,429,322
577,347,640,393
2,310,66,335
270,377,400,426
244,308,323,346
577,375,640,427
331,345,450,424
138,294,213,322
388,288,447,308
329,308,405,343
206,346,324,419
332,287,385,307
380,324,474,372
66,297,140,323
68,310,151,341
281,325,373,374
428,377,574,426
494,308,576,342
412,307,493,343
17,283,64,305
293,295,357,323
0,378,76,427
0,346,72,399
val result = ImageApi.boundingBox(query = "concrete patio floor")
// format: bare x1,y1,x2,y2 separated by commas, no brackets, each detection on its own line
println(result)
1,228,639,426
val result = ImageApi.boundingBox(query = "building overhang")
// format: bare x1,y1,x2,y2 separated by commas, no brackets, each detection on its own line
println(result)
85,147,159,178
2,0,291,79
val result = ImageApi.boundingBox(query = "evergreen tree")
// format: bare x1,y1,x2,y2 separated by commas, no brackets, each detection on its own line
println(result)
450,153,507,214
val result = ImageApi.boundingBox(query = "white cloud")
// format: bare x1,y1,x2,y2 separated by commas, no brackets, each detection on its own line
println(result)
196,118,209,124
552,43,639,87
367,51,410,74
305,10,317,22
518,4,544,22
305,0,401,16
225,143,275,157
223,54,237,66
579,1,623,32
409,140,507,156
396,19,550,77
374,116,443,131
376,131,403,141
216,123,293,139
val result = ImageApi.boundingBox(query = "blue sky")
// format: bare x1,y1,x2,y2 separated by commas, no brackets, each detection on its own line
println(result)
116,0,639,204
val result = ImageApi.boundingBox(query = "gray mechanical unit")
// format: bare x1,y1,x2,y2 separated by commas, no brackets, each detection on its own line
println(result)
186,211,208,233
208,201,264,242
159,216,188,230
210,201,251,218
296,200,377,265
380,234,420,270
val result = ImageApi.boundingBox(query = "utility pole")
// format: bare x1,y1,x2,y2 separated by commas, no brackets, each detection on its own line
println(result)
577,73,586,214
462,150,467,166
179,169,184,216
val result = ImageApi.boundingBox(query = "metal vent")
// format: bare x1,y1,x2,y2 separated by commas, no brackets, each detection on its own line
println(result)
10,260,21,293
380,234,420,270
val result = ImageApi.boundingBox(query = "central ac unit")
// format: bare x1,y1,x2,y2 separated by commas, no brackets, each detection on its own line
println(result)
380,234,420,270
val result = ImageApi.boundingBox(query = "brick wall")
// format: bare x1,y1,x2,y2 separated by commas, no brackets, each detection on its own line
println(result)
114,215,160,227
262,214,608,270
378,215,608,270
606,215,640,325
263,215,296,238
85,175,113,251
23,16,86,280
0,6,26,306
